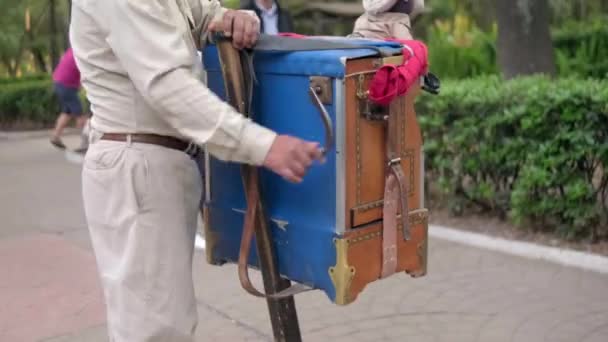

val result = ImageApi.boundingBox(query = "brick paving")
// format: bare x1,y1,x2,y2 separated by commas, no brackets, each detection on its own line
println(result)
0,235,105,342
2,134,608,342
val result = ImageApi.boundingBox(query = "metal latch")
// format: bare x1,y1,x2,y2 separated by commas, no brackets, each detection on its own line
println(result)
356,74,389,121
309,76,332,105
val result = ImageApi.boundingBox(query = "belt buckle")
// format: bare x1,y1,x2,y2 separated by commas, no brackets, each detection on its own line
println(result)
184,141,200,158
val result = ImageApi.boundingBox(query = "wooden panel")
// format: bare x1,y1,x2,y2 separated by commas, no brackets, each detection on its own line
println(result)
343,55,425,229
344,57,380,229
341,209,428,303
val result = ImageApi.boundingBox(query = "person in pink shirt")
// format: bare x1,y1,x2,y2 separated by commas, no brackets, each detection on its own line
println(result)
50,47,89,152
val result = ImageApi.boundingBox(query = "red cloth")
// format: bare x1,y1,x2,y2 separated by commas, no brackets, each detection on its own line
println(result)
368,39,429,106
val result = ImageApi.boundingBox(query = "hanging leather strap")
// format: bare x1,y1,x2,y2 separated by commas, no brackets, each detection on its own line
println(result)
380,93,410,279
216,36,314,299
378,41,424,275
238,166,313,298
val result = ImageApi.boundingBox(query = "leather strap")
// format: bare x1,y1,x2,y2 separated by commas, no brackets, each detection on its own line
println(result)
239,166,313,298
393,163,410,241
216,39,313,299
380,95,410,278
100,133,201,157
381,172,399,278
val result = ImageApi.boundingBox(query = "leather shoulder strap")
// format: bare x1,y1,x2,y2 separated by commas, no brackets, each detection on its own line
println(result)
216,36,314,299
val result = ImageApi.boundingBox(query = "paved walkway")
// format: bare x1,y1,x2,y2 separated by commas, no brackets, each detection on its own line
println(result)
1,134,608,342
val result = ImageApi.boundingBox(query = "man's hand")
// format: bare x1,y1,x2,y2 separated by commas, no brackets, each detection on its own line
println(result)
263,135,325,184
208,9,260,49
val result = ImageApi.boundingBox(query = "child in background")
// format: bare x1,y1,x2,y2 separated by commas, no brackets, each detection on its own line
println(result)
350,0,424,40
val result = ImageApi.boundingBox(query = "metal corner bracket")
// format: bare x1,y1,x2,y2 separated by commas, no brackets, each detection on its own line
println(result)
328,237,356,305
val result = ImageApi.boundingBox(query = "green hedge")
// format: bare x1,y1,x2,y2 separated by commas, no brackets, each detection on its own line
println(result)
0,73,50,85
418,75,608,241
0,80,59,128
0,78,89,129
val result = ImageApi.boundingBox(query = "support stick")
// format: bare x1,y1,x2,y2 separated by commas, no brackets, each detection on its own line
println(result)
215,37,302,342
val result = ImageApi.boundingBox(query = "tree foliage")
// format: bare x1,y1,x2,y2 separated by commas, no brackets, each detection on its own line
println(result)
0,0,70,77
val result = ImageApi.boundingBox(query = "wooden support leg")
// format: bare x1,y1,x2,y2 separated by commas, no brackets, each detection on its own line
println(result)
215,37,303,342
254,198,302,342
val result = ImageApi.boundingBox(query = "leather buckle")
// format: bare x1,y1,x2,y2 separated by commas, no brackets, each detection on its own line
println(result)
388,157,401,167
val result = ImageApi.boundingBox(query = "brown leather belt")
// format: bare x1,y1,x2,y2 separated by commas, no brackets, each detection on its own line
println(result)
100,133,201,157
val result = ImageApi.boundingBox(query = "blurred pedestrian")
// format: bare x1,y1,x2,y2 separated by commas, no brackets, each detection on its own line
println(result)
50,47,89,153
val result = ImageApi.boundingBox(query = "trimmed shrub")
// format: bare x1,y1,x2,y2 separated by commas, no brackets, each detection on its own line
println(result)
0,80,59,128
0,73,50,85
0,78,90,129
417,75,608,240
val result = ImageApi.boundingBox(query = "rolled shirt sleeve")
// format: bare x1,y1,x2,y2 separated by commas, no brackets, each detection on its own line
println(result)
105,0,276,165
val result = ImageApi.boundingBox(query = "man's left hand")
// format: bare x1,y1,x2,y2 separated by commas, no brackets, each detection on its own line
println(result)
209,10,260,49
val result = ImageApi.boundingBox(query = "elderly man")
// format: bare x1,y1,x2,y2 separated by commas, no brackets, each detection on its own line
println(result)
69,0,322,341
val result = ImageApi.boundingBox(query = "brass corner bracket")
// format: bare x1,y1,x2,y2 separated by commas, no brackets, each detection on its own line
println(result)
329,237,356,305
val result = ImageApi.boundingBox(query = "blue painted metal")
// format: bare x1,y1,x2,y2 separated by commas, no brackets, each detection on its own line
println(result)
203,38,403,78
202,37,402,303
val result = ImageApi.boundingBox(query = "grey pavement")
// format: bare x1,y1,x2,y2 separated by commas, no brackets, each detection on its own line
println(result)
1,133,608,342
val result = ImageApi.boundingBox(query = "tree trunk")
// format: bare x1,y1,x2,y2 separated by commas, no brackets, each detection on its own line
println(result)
27,29,48,73
49,0,59,69
1,58,17,78
64,0,72,49
495,0,556,79
31,46,48,73
470,0,496,32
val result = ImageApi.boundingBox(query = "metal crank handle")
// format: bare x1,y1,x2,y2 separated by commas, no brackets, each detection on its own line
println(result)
308,86,334,157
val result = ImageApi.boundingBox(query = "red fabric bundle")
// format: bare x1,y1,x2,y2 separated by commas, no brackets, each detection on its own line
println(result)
368,39,429,106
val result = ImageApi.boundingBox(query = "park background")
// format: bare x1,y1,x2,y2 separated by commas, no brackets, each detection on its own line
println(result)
1,0,607,251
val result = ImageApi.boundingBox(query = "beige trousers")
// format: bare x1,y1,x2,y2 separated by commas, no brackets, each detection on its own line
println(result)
351,12,413,40
82,129,203,341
